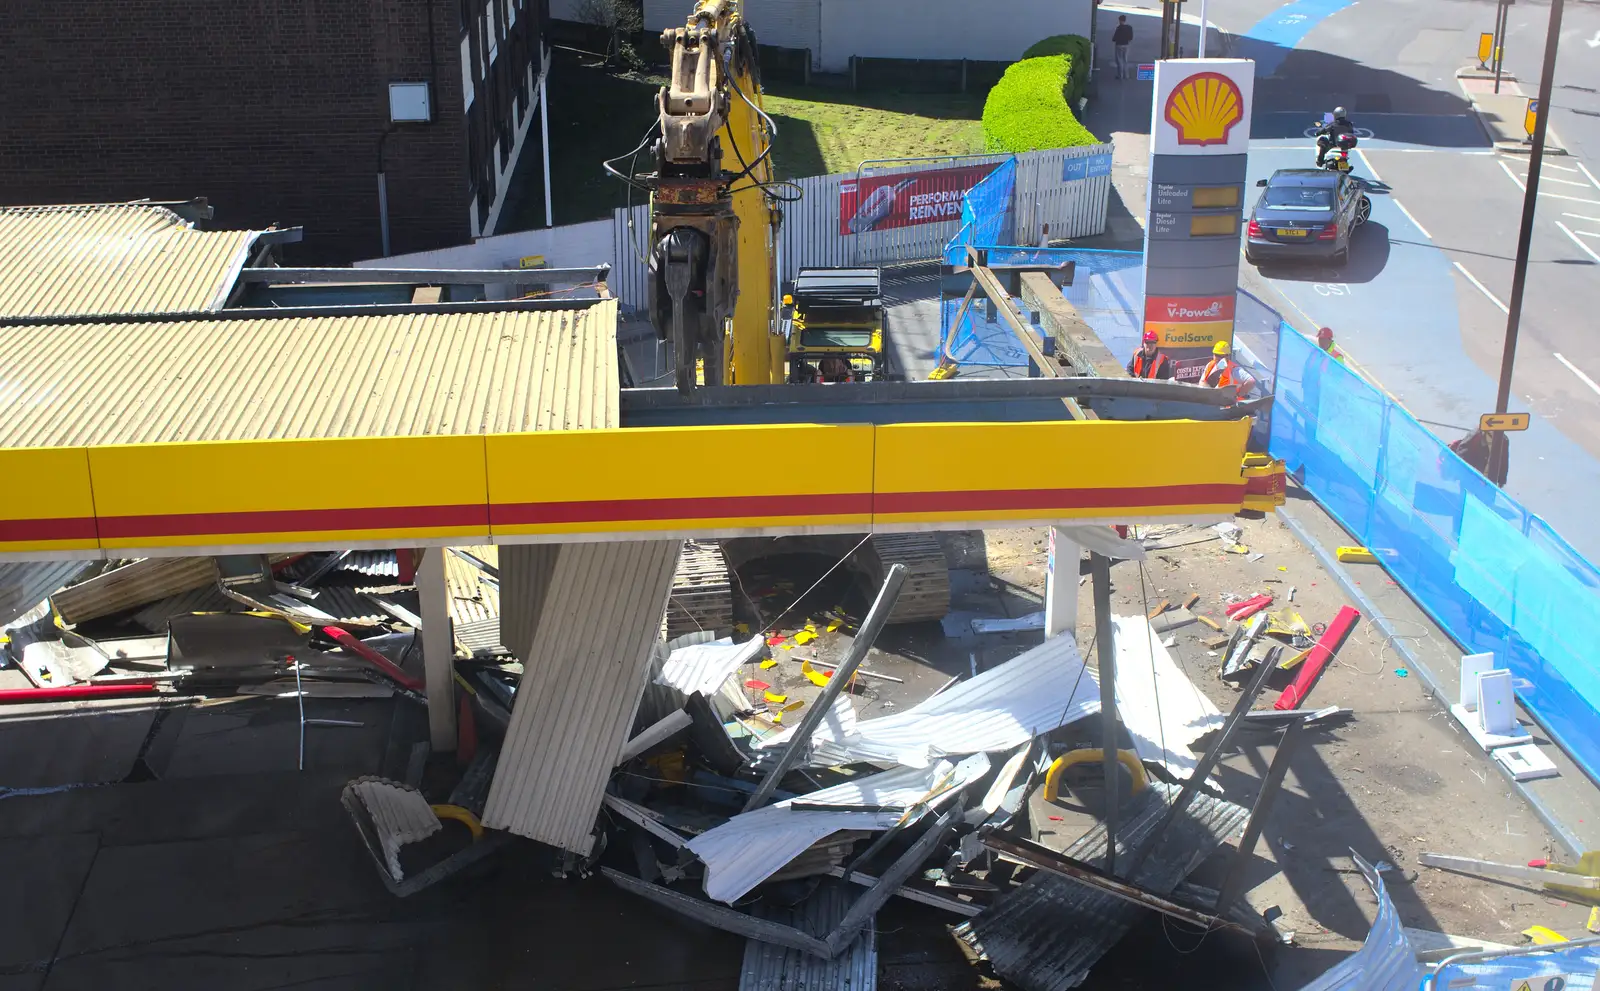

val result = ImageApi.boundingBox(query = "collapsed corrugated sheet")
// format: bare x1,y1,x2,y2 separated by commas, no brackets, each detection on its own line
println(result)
498,545,559,664
0,303,621,448
689,754,992,904
955,782,1250,991
657,636,764,697
0,202,263,319
1296,855,1423,991
1112,615,1225,778
340,777,442,881
0,561,96,628
740,880,877,991
759,634,1099,768
52,558,224,625
481,540,681,854
132,584,237,633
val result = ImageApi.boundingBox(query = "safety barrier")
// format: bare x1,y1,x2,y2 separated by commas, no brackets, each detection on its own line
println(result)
1270,323,1600,784
609,145,1113,312
1430,937,1600,990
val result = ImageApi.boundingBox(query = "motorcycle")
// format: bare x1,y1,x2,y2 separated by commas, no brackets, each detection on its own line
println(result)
1321,146,1354,173
1313,122,1358,172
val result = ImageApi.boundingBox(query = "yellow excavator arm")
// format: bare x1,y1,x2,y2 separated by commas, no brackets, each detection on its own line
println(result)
639,0,783,392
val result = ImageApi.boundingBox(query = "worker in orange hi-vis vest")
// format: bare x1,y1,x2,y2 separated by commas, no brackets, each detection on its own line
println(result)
1203,339,1254,400
1127,330,1174,379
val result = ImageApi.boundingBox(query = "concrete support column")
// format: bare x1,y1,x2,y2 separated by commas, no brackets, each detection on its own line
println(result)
1044,527,1081,640
416,547,456,751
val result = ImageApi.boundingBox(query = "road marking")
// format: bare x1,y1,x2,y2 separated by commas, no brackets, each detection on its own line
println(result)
1576,160,1600,191
1392,199,1431,239
1578,231,1600,239
1542,192,1600,205
1356,148,1383,182
1543,162,1582,174
1526,175,1595,188
1453,261,1510,313
1587,29,1600,48
1556,221,1600,263
1563,213,1600,223
1556,353,1600,397
1500,158,1527,191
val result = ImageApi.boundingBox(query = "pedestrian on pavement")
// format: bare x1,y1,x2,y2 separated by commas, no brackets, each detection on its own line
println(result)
1128,330,1174,379
1112,16,1134,80
1316,326,1346,363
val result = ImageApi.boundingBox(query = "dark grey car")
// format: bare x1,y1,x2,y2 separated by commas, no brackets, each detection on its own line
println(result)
1244,169,1371,267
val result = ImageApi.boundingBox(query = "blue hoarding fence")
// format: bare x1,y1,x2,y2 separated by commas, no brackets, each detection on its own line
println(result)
1271,322,1600,784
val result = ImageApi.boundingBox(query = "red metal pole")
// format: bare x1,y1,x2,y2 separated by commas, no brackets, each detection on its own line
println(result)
1275,605,1361,710
0,683,159,704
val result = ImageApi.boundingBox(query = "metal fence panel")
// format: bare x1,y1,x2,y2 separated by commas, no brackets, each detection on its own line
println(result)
610,145,1114,313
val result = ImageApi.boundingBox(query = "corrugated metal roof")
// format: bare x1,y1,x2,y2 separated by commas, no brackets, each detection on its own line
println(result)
0,203,261,320
740,880,877,991
0,302,620,448
481,539,681,853
132,584,237,632
954,782,1250,991
759,634,1101,768
341,776,442,881
0,561,96,628
446,547,500,626
689,754,992,904
1297,855,1423,991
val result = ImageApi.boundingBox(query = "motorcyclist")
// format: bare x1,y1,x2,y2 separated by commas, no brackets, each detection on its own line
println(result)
1314,107,1357,167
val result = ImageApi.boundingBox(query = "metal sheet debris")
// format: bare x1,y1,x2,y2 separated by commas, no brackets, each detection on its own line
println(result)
481,540,681,854
341,777,441,880
1295,854,1423,991
955,782,1249,991
740,880,877,991
0,561,95,629
657,636,765,697
1112,615,1225,778
759,634,1099,768
689,754,991,903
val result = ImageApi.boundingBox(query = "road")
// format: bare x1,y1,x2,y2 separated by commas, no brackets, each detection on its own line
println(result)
1188,0,1600,558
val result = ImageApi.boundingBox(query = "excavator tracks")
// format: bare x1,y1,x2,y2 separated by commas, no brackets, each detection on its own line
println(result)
665,540,735,640
858,533,951,625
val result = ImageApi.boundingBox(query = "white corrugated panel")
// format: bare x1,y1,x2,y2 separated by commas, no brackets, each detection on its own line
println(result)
498,544,560,663
656,636,764,697
689,753,991,903
481,540,682,853
1111,615,1224,779
343,777,442,880
759,633,1100,768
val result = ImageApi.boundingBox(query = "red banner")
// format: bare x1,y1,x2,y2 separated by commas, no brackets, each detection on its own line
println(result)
838,163,1000,236
1143,294,1236,323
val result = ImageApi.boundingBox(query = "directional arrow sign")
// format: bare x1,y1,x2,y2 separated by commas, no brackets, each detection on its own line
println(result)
1587,29,1600,48
1481,412,1531,432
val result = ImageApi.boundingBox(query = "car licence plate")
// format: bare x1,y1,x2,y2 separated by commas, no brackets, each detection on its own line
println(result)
1278,228,1308,238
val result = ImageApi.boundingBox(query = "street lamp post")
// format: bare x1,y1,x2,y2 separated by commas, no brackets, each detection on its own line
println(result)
1487,0,1566,486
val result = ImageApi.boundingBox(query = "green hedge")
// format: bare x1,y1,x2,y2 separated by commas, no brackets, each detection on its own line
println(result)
1021,34,1092,104
981,54,1096,154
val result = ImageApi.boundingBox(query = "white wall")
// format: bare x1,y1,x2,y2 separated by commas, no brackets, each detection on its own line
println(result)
820,0,1091,71
358,218,616,298
644,0,818,53
643,0,1089,72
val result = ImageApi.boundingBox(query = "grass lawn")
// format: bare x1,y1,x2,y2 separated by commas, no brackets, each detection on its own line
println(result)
498,52,987,232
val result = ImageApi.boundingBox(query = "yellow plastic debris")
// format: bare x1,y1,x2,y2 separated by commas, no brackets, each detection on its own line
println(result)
802,660,831,687
1588,905,1600,934
735,622,750,634
1521,926,1568,945
782,700,804,712
764,691,788,704
772,712,783,724
1336,546,1379,564
1277,566,1288,572
1280,647,1313,670
794,631,817,645
826,621,841,633
759,659,777,670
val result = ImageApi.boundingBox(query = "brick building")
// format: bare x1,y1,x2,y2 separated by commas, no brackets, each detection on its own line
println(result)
0,0,550,262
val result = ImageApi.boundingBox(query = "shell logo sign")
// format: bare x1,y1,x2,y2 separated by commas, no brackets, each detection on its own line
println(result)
1164,71,1245,146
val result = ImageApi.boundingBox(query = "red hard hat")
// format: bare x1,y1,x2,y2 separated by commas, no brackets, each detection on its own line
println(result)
1142,330,1159,343
1317,326,1334,341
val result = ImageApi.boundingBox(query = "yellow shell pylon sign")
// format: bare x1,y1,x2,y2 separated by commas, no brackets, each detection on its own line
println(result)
1164,71,1245,147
